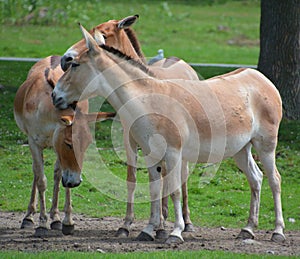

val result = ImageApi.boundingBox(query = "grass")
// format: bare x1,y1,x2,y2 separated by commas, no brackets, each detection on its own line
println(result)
0,0,299,257
1,0,260,64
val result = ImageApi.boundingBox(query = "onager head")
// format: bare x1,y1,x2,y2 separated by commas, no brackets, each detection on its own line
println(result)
54,108,115,188
61,14,144,72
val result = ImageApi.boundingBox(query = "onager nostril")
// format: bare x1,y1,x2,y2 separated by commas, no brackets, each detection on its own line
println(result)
52,95,63,107
53,97,64,107
65,57,73,62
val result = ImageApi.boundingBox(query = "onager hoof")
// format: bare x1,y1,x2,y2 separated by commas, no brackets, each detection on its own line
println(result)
271,232,286,243
184,223,195,232
115,227,129,237
34,227,48,237
155,229,169,240
136,231,154,241
62,224,75,235
21,218,34,229
237,229,255,240
50,221,62,230
165,235,184,245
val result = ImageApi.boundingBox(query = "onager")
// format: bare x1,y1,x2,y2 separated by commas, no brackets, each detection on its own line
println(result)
14,56,115,235
52,24,286,244
61,15,198,81
60,14,199,237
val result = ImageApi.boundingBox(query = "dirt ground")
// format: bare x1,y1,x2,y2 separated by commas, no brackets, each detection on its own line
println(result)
0,211,299,256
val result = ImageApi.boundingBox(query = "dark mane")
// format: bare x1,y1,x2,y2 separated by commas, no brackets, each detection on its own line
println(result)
44,67,55,89
124,28,146,63
100,45,154,77
50,55,61,70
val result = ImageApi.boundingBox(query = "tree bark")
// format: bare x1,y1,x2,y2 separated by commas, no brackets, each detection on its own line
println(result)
258,0,300,119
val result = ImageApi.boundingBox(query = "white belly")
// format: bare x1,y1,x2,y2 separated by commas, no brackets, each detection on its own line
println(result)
182,133,252,163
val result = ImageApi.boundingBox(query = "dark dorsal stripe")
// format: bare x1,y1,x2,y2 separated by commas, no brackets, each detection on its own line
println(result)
100,45,154,77
50,55,61,70
44,67,55,89
124,28,145,62
44,56,62,89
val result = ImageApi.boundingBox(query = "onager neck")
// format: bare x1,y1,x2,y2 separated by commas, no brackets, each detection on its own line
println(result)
95,46,153,112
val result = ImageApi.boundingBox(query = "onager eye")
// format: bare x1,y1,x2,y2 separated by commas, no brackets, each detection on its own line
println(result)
65,142,73,149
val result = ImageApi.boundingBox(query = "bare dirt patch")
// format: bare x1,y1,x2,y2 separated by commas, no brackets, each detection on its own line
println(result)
0,211,299,256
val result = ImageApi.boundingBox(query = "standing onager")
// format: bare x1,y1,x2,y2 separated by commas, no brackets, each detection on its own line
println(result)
14,56,115,235
60,14,199,237
52,24,286,244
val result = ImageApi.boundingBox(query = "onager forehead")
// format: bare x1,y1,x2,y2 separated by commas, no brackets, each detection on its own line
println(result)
94,20,129,49
65,20,120,55
95,20,119,34
54,111,92,173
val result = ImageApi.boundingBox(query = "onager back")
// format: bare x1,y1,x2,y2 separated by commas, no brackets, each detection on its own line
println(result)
52,25,285,244
14,56,114,235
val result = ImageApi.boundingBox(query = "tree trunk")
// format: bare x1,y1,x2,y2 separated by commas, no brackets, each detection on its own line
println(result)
258,0,300,119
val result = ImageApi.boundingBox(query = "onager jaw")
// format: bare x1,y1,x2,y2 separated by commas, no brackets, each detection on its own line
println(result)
62,170,82,188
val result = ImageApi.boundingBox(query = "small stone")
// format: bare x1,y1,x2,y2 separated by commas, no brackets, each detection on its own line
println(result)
288,218,296,223
97,248,105,253
266,250,275,255
74,243,80,248
221,226,227,231
242,239,261,245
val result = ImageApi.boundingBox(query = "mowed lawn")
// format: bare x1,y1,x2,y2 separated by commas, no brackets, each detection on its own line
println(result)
1,0,260,64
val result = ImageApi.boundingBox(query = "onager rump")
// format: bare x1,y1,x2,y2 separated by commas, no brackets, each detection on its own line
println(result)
52,25,285,243
14,56,114,235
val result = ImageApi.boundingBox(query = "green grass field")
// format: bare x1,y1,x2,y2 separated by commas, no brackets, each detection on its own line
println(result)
1,1,299,258
1,0,260,64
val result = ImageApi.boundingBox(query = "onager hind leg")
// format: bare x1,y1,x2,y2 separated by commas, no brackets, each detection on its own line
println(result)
252,136,285,242
164,151,185,244
181,160,194,232
115,132,138,237
233,143,263,240
161,160,194,234
115,163,137,237
136,162,164,241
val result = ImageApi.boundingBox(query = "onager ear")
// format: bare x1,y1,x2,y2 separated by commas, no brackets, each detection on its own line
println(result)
61,115,74,126
86,112,116,123
118,14,139,29
79,23,99,53
93,29,105,45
